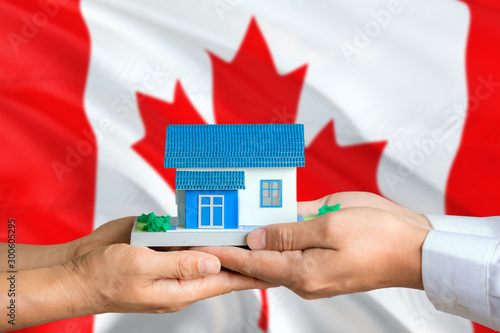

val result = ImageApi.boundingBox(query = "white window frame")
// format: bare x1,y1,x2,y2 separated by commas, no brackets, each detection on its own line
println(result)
198,195,224,228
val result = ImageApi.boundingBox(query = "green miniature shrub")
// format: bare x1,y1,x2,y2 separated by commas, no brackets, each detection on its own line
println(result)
317,203,340,216
139,212,172,232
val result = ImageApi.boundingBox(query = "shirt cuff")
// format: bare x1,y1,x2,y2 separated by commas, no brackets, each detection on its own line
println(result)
426,215,500,238
422,230,499,329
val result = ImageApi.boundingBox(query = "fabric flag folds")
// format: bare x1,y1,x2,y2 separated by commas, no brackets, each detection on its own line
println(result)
1,0,500,332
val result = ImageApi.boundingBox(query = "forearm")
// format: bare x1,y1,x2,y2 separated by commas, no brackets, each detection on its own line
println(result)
0,240,80,271
1,263,95,330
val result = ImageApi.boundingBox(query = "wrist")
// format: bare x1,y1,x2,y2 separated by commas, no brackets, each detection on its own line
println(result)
58,259,102,316
64,237,83,260
415,214,433,230
403,225,429,290
8,264,98,329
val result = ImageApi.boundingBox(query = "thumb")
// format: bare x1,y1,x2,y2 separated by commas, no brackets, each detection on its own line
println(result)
153,251,221,279
247,219,325,251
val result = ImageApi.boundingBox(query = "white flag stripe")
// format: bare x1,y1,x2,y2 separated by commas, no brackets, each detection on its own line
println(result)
94,290,265,333
268,288,472,333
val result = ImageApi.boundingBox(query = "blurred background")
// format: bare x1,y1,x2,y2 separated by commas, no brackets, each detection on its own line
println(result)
1,0,499,332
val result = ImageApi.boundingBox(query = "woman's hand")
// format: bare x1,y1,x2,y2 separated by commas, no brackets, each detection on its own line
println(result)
4,243,271,330
1,217,136,271
64,243,271,314
72,216,136,257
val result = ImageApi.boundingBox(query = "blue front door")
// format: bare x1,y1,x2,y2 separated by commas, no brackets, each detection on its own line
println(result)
185,190,238,229
199,195,224,228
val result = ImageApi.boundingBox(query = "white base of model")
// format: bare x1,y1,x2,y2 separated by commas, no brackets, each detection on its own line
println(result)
130,216,303,247
130,217,256,246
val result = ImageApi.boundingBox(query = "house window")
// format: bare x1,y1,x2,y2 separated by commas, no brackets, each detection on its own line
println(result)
261,180,282,207
198,195,224,228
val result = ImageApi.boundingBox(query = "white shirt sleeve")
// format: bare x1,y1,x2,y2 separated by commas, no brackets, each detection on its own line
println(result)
426,215,500,238
422,215,500,330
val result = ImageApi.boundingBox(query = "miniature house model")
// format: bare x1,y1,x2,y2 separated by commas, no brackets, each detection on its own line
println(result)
168,123,305,230
131,123,305,246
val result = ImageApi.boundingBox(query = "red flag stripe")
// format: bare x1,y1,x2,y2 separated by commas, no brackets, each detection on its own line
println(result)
258,289,269,332
447,0,500,218
0,0,95,332
448,1,500,332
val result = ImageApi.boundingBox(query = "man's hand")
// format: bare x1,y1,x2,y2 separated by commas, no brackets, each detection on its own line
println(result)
300,191,432,230
197,204,429,300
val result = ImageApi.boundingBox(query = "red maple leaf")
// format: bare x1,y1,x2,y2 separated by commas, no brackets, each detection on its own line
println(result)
133,16,387,201
209,18,307,124
132,82,206,189
298,121,387,200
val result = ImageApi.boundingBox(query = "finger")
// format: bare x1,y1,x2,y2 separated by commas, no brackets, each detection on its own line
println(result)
149,246,188,252
299,192,408,217
297,199,326,215
175,270,276,305
111,216,137,234
323,192,429,228
246,218,327,251
201,271,275,293
149,251,221,279
91,216,136,243
297,192,363,215
297,191,359,215
195,246,302,286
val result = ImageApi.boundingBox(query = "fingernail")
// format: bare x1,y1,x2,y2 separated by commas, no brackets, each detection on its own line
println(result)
199,259,220,275
248,229,266,250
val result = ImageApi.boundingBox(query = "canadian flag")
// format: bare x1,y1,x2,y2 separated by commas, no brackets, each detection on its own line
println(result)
1,0,499,332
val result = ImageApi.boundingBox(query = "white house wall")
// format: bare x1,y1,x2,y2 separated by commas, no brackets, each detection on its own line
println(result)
177,167,298,227
239,168,297,226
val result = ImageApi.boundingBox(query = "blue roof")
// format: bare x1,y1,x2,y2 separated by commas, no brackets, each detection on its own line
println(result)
164,124,305,168
175,171,245,190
